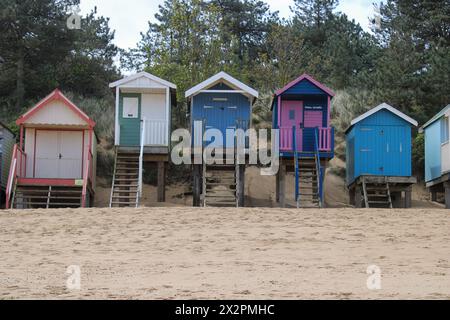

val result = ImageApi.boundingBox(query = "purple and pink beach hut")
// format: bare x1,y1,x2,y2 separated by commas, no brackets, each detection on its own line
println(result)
271,74,335,208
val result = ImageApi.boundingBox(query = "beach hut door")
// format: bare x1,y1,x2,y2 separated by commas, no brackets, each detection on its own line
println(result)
281,101,303,151
35,131,83,179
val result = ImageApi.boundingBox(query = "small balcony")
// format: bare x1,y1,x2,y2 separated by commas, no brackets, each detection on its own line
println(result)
279,127,334,155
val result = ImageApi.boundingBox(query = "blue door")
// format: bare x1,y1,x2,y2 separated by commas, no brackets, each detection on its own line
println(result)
203,103,237,147
359,126,384,176
383,126,406,176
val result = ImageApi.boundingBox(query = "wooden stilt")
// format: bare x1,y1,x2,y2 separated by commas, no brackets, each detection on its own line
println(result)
355,184,362,208
276,169,280,203
444,182,450,209
391,191,402,208
279,162,286,208
193,164,201,207
404,188,412,208
431,191,437,202
157,161,166,202
238,165,245,207
349,187,355,206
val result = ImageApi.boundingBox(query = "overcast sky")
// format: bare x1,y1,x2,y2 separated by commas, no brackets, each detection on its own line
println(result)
79,0,380,50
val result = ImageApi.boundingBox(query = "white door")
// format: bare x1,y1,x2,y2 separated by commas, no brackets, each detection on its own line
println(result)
59,131,83,179
35,131,83,179
35,131,59,178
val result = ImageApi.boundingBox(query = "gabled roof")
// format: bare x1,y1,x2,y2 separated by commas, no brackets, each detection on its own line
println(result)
275,73,335,97
16,89,95,127
419,104,450,132
185,71,259,99
109,71,177,89
348,103,418,130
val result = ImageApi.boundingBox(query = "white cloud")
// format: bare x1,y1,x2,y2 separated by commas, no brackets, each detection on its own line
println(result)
79,0,380,50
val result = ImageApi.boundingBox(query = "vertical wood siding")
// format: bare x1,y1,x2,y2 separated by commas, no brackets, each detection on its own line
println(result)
425,120,442,182
346,109,413,185
191,91,251,146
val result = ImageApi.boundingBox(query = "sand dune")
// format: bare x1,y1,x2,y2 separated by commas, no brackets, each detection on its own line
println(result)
0,207,449,300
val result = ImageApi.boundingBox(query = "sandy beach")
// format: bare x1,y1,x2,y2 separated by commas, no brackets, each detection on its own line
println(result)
0,207,449,300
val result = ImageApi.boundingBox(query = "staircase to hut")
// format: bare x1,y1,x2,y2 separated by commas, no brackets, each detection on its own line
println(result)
110,150,140,208
12,185,83,209
202,164,238,207
295,157,322,208
362,177,393,208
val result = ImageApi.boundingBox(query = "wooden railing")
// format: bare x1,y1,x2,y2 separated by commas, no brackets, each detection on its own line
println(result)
138,117,146,206
279,127,334,152
318,127,333,152
142,119,167,146
280,127,294,151
5,144,27,209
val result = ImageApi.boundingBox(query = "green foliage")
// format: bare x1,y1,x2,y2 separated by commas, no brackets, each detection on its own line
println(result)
0,0,119,118
412,133,425,178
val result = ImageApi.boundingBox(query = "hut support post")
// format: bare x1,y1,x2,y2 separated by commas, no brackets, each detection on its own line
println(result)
392,192,402,208
278,161,286,208
354,184,363,208
431,191,437,202
238,165,245,207
276,170,280,203
349,187,355,206
193,164,201,207
157,161,166,202
404,187,412,208
445,182,450,209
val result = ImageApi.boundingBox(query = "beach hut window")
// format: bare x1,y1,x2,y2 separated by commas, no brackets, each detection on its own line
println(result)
289,110,295,120
441,117,449,144
123,97,139,118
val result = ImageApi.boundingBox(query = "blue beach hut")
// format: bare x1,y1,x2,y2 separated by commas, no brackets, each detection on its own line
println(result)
185,72,259,208
420,104,450,208
345,103,418,208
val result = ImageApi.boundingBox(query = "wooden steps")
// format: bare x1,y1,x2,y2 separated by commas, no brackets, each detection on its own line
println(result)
296,158,321,208
362,177,393,208
202,164,238,207
12,185,83,209
110,150,140,208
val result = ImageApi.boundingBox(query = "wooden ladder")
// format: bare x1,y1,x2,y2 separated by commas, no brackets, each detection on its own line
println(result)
110,149,140,208
296,157,321,208
362,177,393,208
202,163,237,207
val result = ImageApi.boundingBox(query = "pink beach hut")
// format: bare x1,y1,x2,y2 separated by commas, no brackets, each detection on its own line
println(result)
6,89,97,209
271,74,335,208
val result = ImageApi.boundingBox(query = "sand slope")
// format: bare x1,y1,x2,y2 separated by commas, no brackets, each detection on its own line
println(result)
0,207,449,300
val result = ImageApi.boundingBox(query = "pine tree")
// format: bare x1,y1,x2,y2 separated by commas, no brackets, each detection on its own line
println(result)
291,0,339,29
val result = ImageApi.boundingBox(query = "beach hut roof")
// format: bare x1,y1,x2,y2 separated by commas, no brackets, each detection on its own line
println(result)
349,103,418,130
185,71,259,99
109,71,177,89
275,74,335,97
16,89,95,127
419,104,450,132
